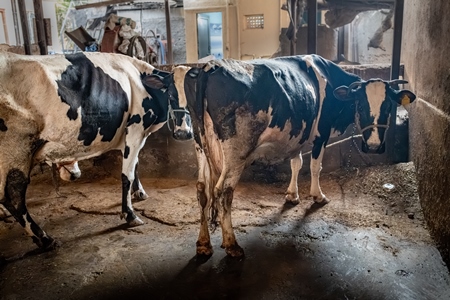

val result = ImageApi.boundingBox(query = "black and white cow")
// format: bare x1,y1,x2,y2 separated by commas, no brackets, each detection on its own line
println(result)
49,161,81,182
0,52,192,250
143,55,416,258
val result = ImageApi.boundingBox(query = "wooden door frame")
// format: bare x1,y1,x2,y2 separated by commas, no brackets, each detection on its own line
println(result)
0,9,9,44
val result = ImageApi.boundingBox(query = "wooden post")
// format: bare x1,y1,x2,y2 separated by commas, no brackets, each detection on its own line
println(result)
33,0,47,55
17,0,31,55
307,0,317,54
164,0,173,64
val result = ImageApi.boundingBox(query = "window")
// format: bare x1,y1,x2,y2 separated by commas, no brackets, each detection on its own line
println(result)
245,14,264,29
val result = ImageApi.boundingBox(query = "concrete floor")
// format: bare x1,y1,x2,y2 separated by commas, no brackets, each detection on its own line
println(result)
0,163,449,300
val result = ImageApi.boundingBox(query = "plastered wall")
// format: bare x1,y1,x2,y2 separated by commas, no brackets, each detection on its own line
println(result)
402,0,450,266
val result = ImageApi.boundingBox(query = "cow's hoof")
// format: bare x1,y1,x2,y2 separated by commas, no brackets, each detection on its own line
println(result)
128,216,145,227
132,190,148,201
312,195,329,204
122,213,145,227
285,193,299,205
224,244,245,258
196,242,213,257
33,236,59,251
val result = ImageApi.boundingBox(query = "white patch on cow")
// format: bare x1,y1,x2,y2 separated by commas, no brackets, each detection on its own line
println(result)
173,66,191,108
365,81,386,146
310,145,326,202
247,108,307,164
285,154,303,203
224,60,255,79
330,128,344,138
303,56,328,142
58,161,81,181
22,213,34,236
174,114,192,133
203,112,223,175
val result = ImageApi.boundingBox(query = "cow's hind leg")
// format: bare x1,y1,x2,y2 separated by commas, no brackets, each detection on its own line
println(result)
195,145,214,257
1,168,56,250
131,162,148,200
215,159,246,258
285,153,303,205
310,143,329,203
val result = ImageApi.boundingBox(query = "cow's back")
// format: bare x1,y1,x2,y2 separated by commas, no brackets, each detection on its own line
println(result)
0,52,154,163
192,57,321,165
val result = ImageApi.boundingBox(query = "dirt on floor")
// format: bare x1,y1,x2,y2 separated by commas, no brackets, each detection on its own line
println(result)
0,162,449,300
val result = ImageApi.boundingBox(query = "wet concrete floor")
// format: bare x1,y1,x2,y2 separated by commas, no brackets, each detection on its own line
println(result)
0,163,449,300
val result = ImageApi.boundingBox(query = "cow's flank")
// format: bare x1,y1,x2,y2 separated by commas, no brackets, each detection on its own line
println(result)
0,52,192,250
145,54,416,258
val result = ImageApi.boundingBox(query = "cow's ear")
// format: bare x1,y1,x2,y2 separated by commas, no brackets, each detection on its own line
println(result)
333,86,354,101
142,74,166,89
392,89,416,106
187,68,200,79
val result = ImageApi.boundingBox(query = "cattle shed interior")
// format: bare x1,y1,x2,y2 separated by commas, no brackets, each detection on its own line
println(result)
1,0,450,299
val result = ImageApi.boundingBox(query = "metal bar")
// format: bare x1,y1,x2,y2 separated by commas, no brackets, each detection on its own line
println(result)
17,0,31,55
11,0,21,44
387,0,405,162
165,0,173,64
337,26,345,61
289,0,297,55
33,0,47,55
307,0,317,54
391,0,404,80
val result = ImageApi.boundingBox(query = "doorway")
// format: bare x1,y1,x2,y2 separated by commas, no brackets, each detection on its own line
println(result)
197,12,223,60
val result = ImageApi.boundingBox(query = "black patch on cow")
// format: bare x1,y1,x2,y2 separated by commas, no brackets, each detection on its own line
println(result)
131,162,140,194
121,173,136,223
188,55,368,161
142,97,153,113
199,59,321,142
141,97,166,130
142,111,157,129
0,118,7,132
4,169,29,227
124,146,130,159
57,53,129,146
127,114,141,127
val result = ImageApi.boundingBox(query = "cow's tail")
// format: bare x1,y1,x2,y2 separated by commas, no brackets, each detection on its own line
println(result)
194,65,212,134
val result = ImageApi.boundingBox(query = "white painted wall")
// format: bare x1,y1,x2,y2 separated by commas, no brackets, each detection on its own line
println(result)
348,10,393,64
184,0,289,62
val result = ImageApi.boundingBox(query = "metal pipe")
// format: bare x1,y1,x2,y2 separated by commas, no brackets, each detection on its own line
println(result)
338,26,344,61
289,0,297,55
164,0,173,64
17,0,31,55
307,0,317,54
391,0,404,81
11,0,21,44
387,0,405,163
236,1,241,59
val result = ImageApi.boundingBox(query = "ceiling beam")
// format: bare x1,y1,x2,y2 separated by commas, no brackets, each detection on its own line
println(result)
75,0,134,10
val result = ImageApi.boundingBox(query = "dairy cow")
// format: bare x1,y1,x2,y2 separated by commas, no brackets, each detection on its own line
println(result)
144,54,416,258
0,52,192,250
